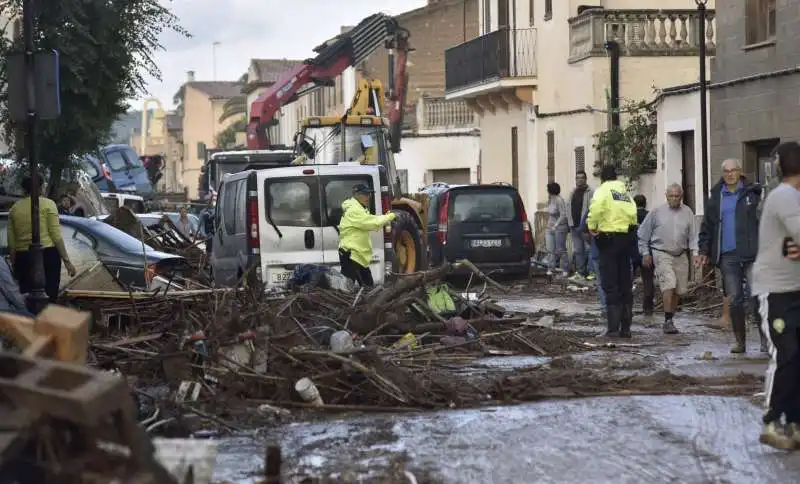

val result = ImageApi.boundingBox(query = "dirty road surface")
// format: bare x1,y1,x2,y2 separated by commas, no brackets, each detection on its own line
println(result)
213,291,800,483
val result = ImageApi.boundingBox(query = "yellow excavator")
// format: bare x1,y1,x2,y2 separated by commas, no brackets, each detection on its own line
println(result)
246,13,428,274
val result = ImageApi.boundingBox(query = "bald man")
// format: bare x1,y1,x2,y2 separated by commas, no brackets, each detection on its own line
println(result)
638,183,697,334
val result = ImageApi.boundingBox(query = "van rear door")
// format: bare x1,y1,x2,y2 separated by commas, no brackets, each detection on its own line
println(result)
257,167,325,286
444,186,527,264
316,165,384,284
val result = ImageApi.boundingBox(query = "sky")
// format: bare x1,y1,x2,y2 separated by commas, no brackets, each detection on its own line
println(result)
136,0,427,109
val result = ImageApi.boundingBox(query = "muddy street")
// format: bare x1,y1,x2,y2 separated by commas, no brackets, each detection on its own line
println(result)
212,291,800,483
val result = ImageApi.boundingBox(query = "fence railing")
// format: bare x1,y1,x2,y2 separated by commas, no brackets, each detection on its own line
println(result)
569,8,716,63
445,27,537,92
414,97,478,133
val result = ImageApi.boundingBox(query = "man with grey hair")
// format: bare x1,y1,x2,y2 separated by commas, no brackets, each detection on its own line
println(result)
638,183,697,334
697,158,766,353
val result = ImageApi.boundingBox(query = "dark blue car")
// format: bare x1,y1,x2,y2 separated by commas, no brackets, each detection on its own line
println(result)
82,145,154,199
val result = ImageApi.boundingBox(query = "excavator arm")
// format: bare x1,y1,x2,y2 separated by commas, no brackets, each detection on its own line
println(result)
246,13,410,149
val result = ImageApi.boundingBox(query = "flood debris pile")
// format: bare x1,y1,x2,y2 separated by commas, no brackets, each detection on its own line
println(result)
79,261,589,422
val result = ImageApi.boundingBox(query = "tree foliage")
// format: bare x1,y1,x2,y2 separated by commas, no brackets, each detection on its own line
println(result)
593,100,657,189
0,0,188,195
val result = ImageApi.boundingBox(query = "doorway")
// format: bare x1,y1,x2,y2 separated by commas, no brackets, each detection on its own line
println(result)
679,131,696,212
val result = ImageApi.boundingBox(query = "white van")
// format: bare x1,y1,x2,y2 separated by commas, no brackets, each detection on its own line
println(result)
101,192,146,213
211,163,392,288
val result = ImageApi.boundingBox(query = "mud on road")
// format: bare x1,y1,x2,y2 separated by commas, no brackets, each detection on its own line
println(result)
213,290,798,483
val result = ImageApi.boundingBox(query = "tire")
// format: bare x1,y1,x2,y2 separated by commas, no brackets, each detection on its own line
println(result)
390,210,427,274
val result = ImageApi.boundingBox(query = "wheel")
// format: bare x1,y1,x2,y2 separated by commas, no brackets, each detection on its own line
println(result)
391,210,426,274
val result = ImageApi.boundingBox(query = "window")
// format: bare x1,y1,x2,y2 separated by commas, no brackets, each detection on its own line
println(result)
266,180,317,227
123,199,145,213
450,190,517,223
574,146,586,173
511,127,519,188
323,176,374,226
79,157,100,179
746,0,776,45
544,0,552,21
222,180,238,234
103,197,119,212
396,169,409,194
498,0,509,29
84,220,155,254
529,0,534,25
234,180,247,234
743,138,779,185
546,130,555,182
104,151,128,171
121,147,143,168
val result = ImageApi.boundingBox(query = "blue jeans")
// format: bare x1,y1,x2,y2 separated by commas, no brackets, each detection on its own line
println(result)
719,254,760,322
546,229,569,272
570,228,590,275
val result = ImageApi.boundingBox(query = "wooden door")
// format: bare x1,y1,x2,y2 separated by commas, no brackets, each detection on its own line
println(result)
680,131,696,212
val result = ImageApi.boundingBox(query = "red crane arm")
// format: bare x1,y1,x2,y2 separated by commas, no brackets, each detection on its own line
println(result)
246,13,409,150
387,32,410,154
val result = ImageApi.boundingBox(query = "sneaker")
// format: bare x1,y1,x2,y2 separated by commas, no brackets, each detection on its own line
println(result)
585,273,596,281
760,422,796,450
662,319,679,334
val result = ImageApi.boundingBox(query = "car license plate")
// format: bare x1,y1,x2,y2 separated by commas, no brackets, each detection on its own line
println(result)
471,239,502,248
271,271,292,284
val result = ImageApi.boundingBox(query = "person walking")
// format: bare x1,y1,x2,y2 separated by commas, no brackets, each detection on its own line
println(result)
8,176,76,307
545,182,569,276
338,184,396,287
199,195,216,257
751,141,800,450
637,184,697,334
587,165,638,338
696,158,766,354
630,194,655,317
567,171,594,280
177,207,195,240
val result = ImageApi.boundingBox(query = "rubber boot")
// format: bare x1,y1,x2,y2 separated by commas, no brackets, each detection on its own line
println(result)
619,303,632,339
597,305,621,338
662,318,679,334
730,308,746,354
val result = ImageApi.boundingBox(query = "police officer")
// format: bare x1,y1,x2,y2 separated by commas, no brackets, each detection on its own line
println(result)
586,165,638,338
338,184,396,287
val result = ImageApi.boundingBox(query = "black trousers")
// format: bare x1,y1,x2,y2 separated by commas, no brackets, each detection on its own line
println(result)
632,258,655,314
338,249,374,287
596,232,633,307
761,291,800,424
13,246,62,303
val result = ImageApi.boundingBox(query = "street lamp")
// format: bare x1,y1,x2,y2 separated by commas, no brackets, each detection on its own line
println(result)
696,0,710,202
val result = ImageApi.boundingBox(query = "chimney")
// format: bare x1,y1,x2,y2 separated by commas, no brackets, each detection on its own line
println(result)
186,70,195,83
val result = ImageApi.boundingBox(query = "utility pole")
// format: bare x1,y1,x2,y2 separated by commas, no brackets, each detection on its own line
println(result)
23,0,48,313
696,0,710,201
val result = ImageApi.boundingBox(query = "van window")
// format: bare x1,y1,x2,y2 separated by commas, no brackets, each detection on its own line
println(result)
105,151,128,171
103,198,119,212
451,190,517,223
266,179,317,227
122,147,144,168
222,180,238,235
79,157,100,179
322,176,373,226
234,179,247,233
123,199,144,213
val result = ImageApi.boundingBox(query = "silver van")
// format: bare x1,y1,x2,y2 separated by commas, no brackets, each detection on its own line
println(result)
211,164,388,288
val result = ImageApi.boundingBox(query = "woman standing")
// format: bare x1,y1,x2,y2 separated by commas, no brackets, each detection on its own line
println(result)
546,182,569,275
8,176,76,306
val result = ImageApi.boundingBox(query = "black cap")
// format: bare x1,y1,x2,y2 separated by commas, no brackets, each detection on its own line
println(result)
352,183,374,195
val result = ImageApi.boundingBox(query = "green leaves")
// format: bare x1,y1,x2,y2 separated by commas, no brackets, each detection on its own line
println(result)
593,100,657,190
0,0,187,194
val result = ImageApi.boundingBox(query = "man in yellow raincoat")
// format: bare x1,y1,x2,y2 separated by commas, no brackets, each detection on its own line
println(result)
338,184,396,287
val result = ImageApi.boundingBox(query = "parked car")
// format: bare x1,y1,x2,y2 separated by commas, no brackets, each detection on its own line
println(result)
211,164,389,288
93,145,154,198
134,212,203,249
0,214,188,290
422,183,534,276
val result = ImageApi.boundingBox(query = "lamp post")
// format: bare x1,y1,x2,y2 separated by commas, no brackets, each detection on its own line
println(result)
696,0,710,201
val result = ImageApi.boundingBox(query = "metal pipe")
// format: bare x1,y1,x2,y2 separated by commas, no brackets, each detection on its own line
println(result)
23,0,48,312
605,40,620,129
697,1,710,200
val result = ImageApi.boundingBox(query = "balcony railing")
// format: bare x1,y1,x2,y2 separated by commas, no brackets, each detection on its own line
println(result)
416,97,477,133
569,9,716,63
445,27,537,93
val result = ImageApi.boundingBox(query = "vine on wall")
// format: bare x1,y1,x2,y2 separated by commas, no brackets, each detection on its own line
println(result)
593,100,657,189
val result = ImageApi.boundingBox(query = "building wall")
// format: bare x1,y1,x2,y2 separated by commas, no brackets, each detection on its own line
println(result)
395,133,480,191
478,106,531,200
181,86,240,198
360,0,479,105
710,0,799,183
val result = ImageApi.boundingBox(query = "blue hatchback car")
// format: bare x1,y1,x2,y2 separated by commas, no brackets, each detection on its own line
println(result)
83,144,154,199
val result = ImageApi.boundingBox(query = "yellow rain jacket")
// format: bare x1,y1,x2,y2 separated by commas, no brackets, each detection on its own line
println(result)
338,198,396,268
586,180,637,234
